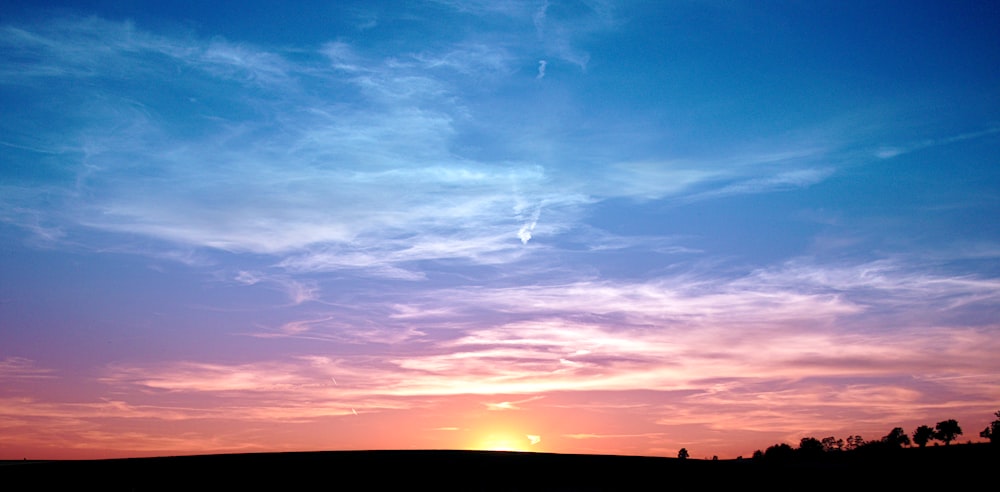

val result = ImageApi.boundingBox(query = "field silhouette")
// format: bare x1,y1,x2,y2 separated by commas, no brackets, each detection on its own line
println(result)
2,444,994,490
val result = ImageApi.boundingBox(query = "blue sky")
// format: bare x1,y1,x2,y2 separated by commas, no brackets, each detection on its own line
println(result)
2,1,999,459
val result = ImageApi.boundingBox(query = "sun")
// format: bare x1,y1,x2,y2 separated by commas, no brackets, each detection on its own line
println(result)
474,432,537,452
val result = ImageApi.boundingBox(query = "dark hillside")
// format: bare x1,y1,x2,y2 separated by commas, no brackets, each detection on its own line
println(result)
1,445,995,491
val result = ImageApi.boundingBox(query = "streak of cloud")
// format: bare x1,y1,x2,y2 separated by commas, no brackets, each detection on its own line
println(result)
0,357,55,381
484,396,544,411
876,127,1000,159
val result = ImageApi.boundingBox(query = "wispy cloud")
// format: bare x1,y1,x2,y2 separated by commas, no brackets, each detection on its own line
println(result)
99,258,999,406
3,31,556,273
0,15,851,280
10,257,998,456
529,0,605,70
876,127,1000,159
0,357,55,381
232,270,318,305
564,432,665,440
484,396,544,411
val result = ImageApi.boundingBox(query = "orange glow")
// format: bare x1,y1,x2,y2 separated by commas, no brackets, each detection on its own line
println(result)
472,430,538,452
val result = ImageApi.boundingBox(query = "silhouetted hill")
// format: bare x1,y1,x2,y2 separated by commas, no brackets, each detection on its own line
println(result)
1,445,995,490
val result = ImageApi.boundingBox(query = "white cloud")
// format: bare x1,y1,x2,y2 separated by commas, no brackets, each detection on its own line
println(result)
517,206,540,244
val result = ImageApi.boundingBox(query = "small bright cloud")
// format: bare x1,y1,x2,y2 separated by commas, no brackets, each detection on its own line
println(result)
485,401,518,411
517,223,535,244
484,396,544,411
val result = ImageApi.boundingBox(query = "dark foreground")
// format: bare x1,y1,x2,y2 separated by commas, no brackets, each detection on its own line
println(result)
2,445,996,490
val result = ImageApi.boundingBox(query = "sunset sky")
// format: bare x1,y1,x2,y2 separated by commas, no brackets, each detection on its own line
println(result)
2,1,999,460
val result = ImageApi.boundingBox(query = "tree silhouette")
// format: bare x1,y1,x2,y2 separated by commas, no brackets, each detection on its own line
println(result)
677,448,689,460
913,425,935,448
980,410,1000,445
882,427,911,448
798,437,825,459
821,436,843,452
845,435,865,451
763,443,794,462
934,419,962,445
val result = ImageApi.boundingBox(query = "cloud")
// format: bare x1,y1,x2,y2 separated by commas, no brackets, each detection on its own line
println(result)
875,127,1000,159
596,145,832,203
526,434,541,445
484,396,544,411
231,271,318,304
564,432,664,440
485,401,518,411
0,16,850,280
517,207,540,244
738,258,1000,323
0,357,55,381
684,168,833,201
87,256,1000,413
355,13,378,31
528,0,602,70
532,1,548,33
343,259,1000,399
0,17,293,88
15,255,999,455
412,43,517,77
101,361,321,393
250,318,427,345
234,271,261,285
536,59,547,79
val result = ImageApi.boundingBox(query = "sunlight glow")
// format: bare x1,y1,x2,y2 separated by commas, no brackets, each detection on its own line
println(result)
474,431,535,452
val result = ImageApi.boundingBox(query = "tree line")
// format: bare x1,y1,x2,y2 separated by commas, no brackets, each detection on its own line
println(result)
746,410,1000,462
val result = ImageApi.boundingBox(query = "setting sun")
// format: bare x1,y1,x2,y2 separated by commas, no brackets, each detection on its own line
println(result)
474,432,540,453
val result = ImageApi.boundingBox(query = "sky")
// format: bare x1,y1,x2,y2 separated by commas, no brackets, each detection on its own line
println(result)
1,0,999,460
